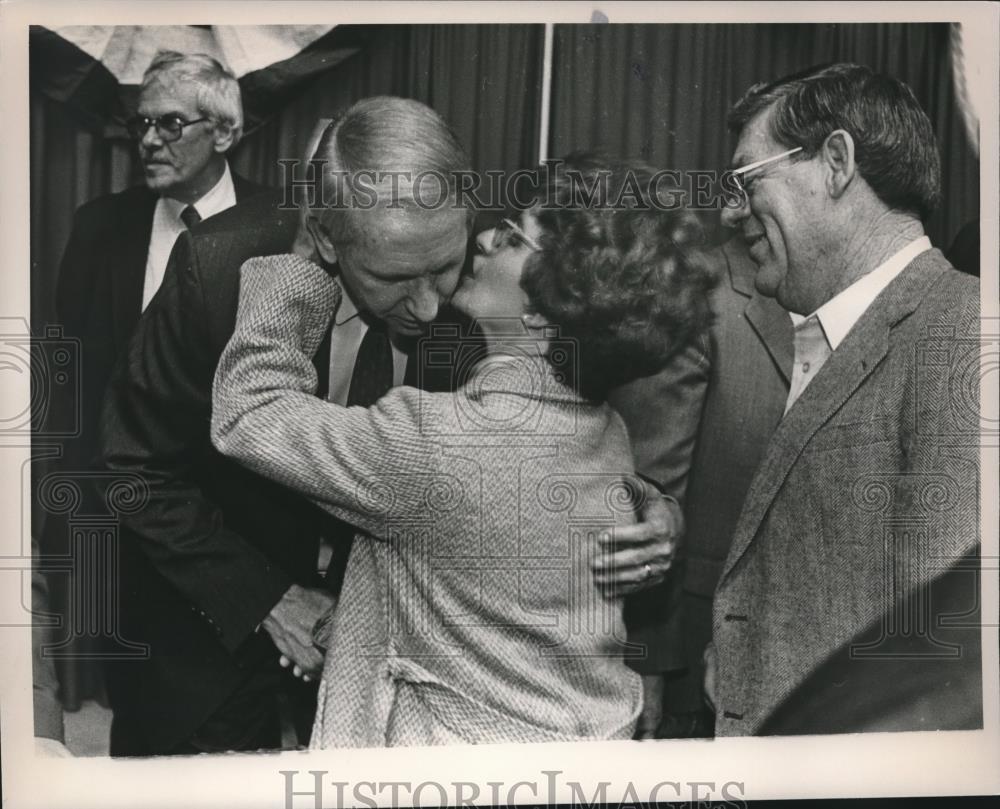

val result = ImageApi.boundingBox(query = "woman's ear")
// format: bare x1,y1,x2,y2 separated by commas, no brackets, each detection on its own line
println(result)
305,214,339,266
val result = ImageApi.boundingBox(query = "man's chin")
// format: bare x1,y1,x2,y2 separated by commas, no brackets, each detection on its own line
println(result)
143,174,176,194
389,321,426,338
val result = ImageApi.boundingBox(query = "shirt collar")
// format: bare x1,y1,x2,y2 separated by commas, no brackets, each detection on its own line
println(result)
810,235,931,350
160,161,236,223
333,276,362,326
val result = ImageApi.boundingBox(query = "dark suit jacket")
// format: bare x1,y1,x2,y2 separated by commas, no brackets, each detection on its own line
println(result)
683,239,792,597
611,333,710,674
638,240,792,715
99,190,321,752
713,249,981,735
608,239,787,675
53,171,266,477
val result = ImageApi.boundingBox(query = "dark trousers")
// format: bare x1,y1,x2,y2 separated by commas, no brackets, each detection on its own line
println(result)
109,662,318,757
658,591,715,738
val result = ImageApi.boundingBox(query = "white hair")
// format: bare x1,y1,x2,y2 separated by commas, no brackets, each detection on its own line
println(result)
142,51,244,147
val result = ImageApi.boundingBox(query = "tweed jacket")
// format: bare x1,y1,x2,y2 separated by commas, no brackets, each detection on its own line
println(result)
212,254,645,746
713,249,980,735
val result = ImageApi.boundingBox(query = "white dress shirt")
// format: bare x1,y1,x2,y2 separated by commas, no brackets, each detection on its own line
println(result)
784,235,931,412
141,162,237,311
315,280,408,575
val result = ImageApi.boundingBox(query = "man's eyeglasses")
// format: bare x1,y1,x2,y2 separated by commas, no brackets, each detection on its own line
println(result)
126,114,210,143
724,146,803,205
490,218,542,253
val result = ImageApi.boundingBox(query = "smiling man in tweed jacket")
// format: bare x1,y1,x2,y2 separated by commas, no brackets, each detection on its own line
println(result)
712,63,981,735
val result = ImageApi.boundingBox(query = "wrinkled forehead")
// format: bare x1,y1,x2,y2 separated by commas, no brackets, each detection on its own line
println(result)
138,74,202,116
345,206,471,275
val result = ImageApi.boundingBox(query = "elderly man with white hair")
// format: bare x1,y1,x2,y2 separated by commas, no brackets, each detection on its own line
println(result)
49,49,266,755
57,50,265,325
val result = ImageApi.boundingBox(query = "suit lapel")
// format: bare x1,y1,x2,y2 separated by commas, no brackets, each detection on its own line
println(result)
724,241,794,384
114,170,263,344
110,189,157,347
719,256,948,582
745,293,794,384
231,172,265,203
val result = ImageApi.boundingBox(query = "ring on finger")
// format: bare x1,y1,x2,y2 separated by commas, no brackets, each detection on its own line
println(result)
643,563,653,580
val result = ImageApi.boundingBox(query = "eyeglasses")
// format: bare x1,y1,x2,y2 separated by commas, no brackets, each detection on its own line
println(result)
724,146,804,206
126,114,210,143
490,218,542,253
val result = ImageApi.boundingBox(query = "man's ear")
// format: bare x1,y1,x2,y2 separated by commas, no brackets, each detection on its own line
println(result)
822,129,856,199
211,122,237,154
305,214,339,266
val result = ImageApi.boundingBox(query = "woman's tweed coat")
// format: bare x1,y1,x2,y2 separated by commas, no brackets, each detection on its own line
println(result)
212,255,644,747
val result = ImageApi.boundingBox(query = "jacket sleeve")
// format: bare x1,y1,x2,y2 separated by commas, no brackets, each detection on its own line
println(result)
608,336,712,675
211,257,437,538
607,335,711,501
99,232,295,653
55,202,101,332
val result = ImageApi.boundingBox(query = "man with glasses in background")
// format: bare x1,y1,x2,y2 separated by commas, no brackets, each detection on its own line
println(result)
57,51,265,333
46,50,265,751
53,49,264,480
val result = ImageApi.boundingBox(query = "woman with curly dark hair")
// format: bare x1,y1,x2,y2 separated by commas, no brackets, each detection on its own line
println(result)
211,154,716,747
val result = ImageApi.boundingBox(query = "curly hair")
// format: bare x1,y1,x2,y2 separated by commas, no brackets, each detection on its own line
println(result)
521,154,718,400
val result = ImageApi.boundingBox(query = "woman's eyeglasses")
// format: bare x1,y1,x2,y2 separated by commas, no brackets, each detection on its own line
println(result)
490,218,542,252
126,114,210,142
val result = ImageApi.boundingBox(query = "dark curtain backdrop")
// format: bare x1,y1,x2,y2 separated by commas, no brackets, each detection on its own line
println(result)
29,22,978,710
549,22,979,249
32,22,977,330
32,24,544,332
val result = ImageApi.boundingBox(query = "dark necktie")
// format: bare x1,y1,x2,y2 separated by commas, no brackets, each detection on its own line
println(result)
322,321,395,595
180,205,201,230
346,322,394,407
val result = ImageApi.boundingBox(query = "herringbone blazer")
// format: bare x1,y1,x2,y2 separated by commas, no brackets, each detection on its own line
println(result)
212,255,646,746
712,249,980,735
